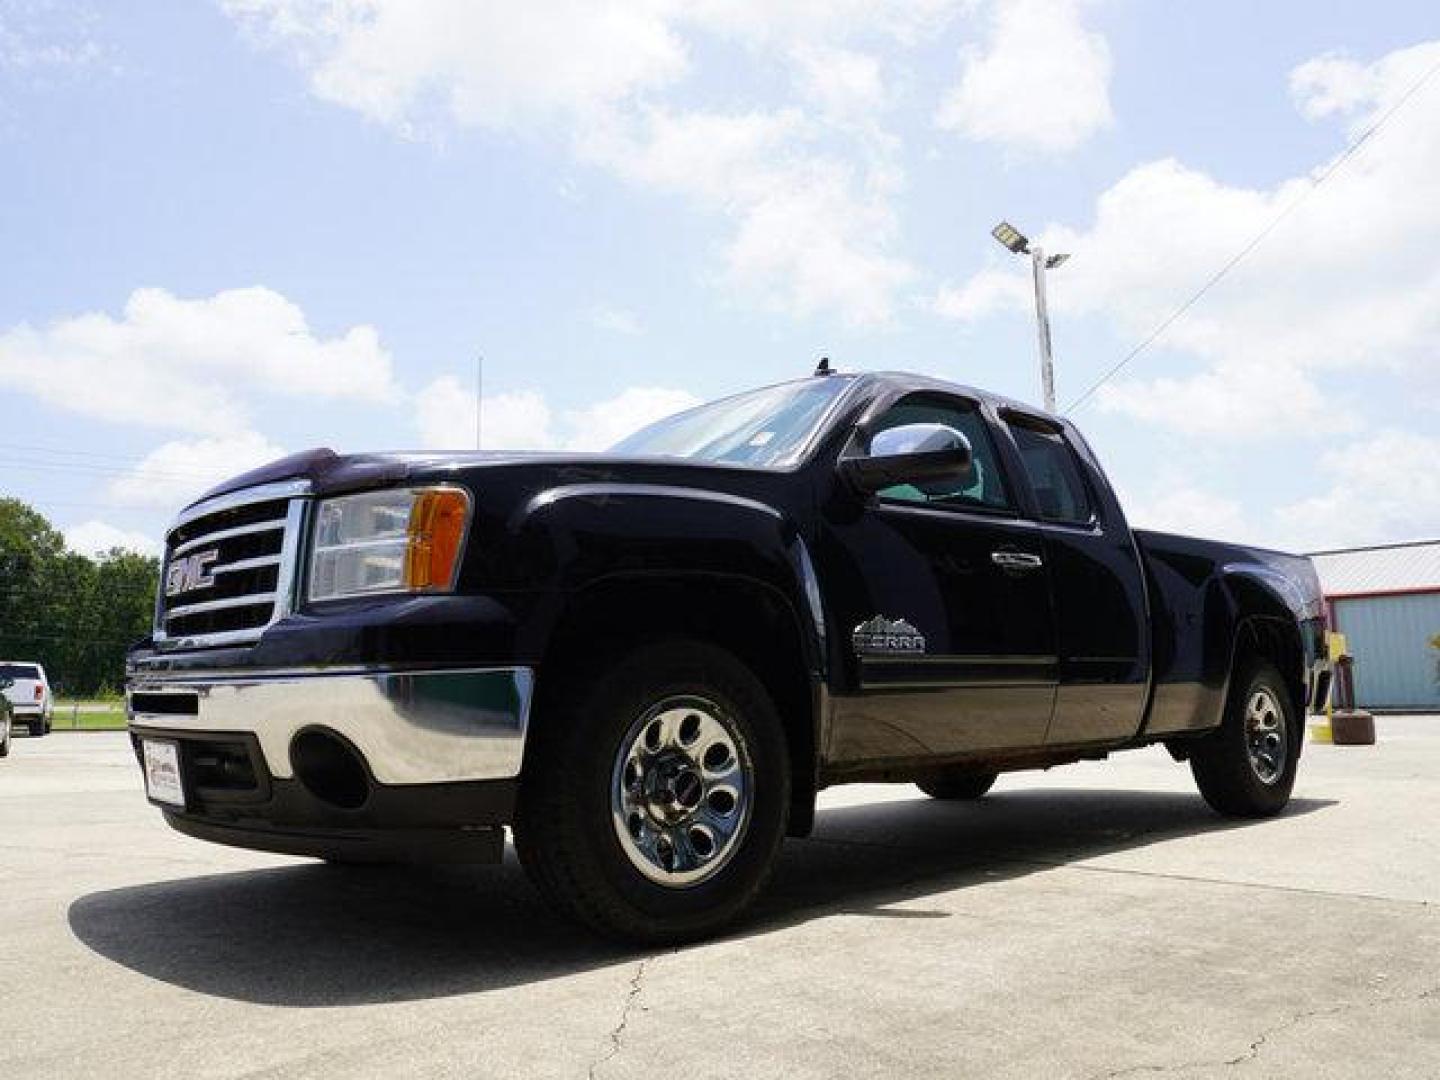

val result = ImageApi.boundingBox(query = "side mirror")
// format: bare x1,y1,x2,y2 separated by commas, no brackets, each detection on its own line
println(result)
841,422,973,495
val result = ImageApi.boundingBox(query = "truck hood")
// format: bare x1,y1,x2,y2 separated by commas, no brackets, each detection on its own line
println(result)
188,447,767,510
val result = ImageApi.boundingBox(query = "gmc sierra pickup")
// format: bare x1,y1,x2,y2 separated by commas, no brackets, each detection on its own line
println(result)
127,369,1330,942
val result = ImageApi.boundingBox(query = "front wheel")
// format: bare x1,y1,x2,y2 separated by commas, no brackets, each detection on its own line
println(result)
514,640,790,944
1190,660,1298,817
1,721,10,757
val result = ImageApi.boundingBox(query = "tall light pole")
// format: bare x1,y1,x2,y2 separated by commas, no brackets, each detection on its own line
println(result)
992,221,1069,413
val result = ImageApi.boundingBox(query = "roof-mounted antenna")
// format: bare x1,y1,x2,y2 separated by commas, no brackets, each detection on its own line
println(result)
814,356,832,377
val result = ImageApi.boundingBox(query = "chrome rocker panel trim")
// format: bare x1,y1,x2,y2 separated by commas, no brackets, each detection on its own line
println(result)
127,665,533,786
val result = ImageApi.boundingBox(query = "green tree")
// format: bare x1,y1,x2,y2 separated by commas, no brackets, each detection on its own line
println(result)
0,499,158,695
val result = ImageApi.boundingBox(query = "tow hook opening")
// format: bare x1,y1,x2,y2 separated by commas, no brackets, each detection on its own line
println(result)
290,729,371,810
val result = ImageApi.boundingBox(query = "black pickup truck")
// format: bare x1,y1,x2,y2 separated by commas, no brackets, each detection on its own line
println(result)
127,369,1330,942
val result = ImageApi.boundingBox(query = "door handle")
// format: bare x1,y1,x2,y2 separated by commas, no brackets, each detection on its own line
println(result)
992,551,1043,571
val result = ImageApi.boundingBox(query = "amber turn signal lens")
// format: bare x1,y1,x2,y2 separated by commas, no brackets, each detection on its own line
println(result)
404,488,471,591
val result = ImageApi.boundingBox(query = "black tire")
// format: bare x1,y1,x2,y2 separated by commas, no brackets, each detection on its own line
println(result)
1190,660,1298,818
1,725,10,757
917,771,997,800
514,639,790,944
29,719,45,737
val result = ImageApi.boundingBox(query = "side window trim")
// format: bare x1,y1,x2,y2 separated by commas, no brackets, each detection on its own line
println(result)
875,491,1019,520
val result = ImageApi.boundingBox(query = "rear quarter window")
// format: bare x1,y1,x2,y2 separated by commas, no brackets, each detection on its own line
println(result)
1006,420,1094,525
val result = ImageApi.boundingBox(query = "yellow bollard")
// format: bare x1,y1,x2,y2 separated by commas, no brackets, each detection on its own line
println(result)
1311,631,1346,744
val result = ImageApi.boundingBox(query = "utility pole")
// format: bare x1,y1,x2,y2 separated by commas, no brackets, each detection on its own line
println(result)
992,221,1069,413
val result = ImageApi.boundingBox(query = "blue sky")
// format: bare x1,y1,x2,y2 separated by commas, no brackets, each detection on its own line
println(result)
2,0,1437,556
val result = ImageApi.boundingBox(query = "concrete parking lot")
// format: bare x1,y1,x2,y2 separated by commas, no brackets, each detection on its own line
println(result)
1,720,1436,1079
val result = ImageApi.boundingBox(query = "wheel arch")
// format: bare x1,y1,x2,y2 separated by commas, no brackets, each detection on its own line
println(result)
1220,568,1308,763
526,571,822,837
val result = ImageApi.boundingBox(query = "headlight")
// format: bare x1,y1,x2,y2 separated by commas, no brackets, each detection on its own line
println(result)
308,487,471,602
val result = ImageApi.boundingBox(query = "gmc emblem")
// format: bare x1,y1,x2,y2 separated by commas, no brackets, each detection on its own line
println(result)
165,549,219,598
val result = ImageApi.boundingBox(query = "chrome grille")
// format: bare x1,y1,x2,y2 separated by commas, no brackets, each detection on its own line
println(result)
155,481,309,650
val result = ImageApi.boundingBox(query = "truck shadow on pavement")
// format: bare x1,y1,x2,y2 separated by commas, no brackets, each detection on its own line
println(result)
67,787,1335,1006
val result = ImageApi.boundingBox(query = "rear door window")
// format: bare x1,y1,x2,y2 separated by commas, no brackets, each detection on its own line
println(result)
1005,418,1093,525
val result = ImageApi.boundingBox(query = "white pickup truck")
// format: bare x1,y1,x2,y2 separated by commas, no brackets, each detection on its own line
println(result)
1,662,53,737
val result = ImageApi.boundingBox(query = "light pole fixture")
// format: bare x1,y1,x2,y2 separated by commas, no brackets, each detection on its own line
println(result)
991,220,1069,412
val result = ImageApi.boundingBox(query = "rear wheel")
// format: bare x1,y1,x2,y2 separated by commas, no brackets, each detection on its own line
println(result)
514,640,790,943
918,771,997,801
29,718,45,737
1190,660,1297,817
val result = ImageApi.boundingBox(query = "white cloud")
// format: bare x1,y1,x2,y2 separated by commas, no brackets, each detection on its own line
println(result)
937,39,1440,438
107,432,288,510
791,44,886,126
562,386,700,450
936,0,1112,154
582,107,914,325
0,1,109,75
930,267,1030,321
1276,430,1440,551
686,0,958,47
589,304,643,336
224,1,929,325
1122,484,1248,545
1096,360,1336,438
225,0,959,127
1288,43,1440,132
0,286,397,435
414,376,554,452
413,377,697,452
223,0,689,132
63,520,161,558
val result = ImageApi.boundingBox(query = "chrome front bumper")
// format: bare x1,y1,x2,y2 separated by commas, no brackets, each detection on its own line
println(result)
126,665,533,785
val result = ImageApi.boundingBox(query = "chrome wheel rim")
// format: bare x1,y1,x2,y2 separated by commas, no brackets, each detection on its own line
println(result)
1245,687,1287,785
610,696,753,888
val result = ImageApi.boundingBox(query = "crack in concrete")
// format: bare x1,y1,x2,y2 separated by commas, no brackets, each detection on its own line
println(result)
1091,985,1440,1078
588,957,651,1080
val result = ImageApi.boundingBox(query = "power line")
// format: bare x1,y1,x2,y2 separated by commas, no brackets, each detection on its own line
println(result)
2,497,144,511
0,442,233,482
1063,52,1440,415
0,457,225,483
0,441,223,472
0,441,168,464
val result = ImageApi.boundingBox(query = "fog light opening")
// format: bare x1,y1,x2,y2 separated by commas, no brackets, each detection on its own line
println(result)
290,730,371,810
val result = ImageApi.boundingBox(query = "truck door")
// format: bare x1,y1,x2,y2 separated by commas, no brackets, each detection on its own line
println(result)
998,412,1150,745
818,392,1059,765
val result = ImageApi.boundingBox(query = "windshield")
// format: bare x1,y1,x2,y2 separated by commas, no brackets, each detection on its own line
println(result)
611,377,852,467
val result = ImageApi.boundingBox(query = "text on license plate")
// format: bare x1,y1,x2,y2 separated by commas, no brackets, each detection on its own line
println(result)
142,739,185,808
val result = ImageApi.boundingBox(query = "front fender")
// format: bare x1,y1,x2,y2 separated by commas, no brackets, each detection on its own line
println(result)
511,483,826,673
